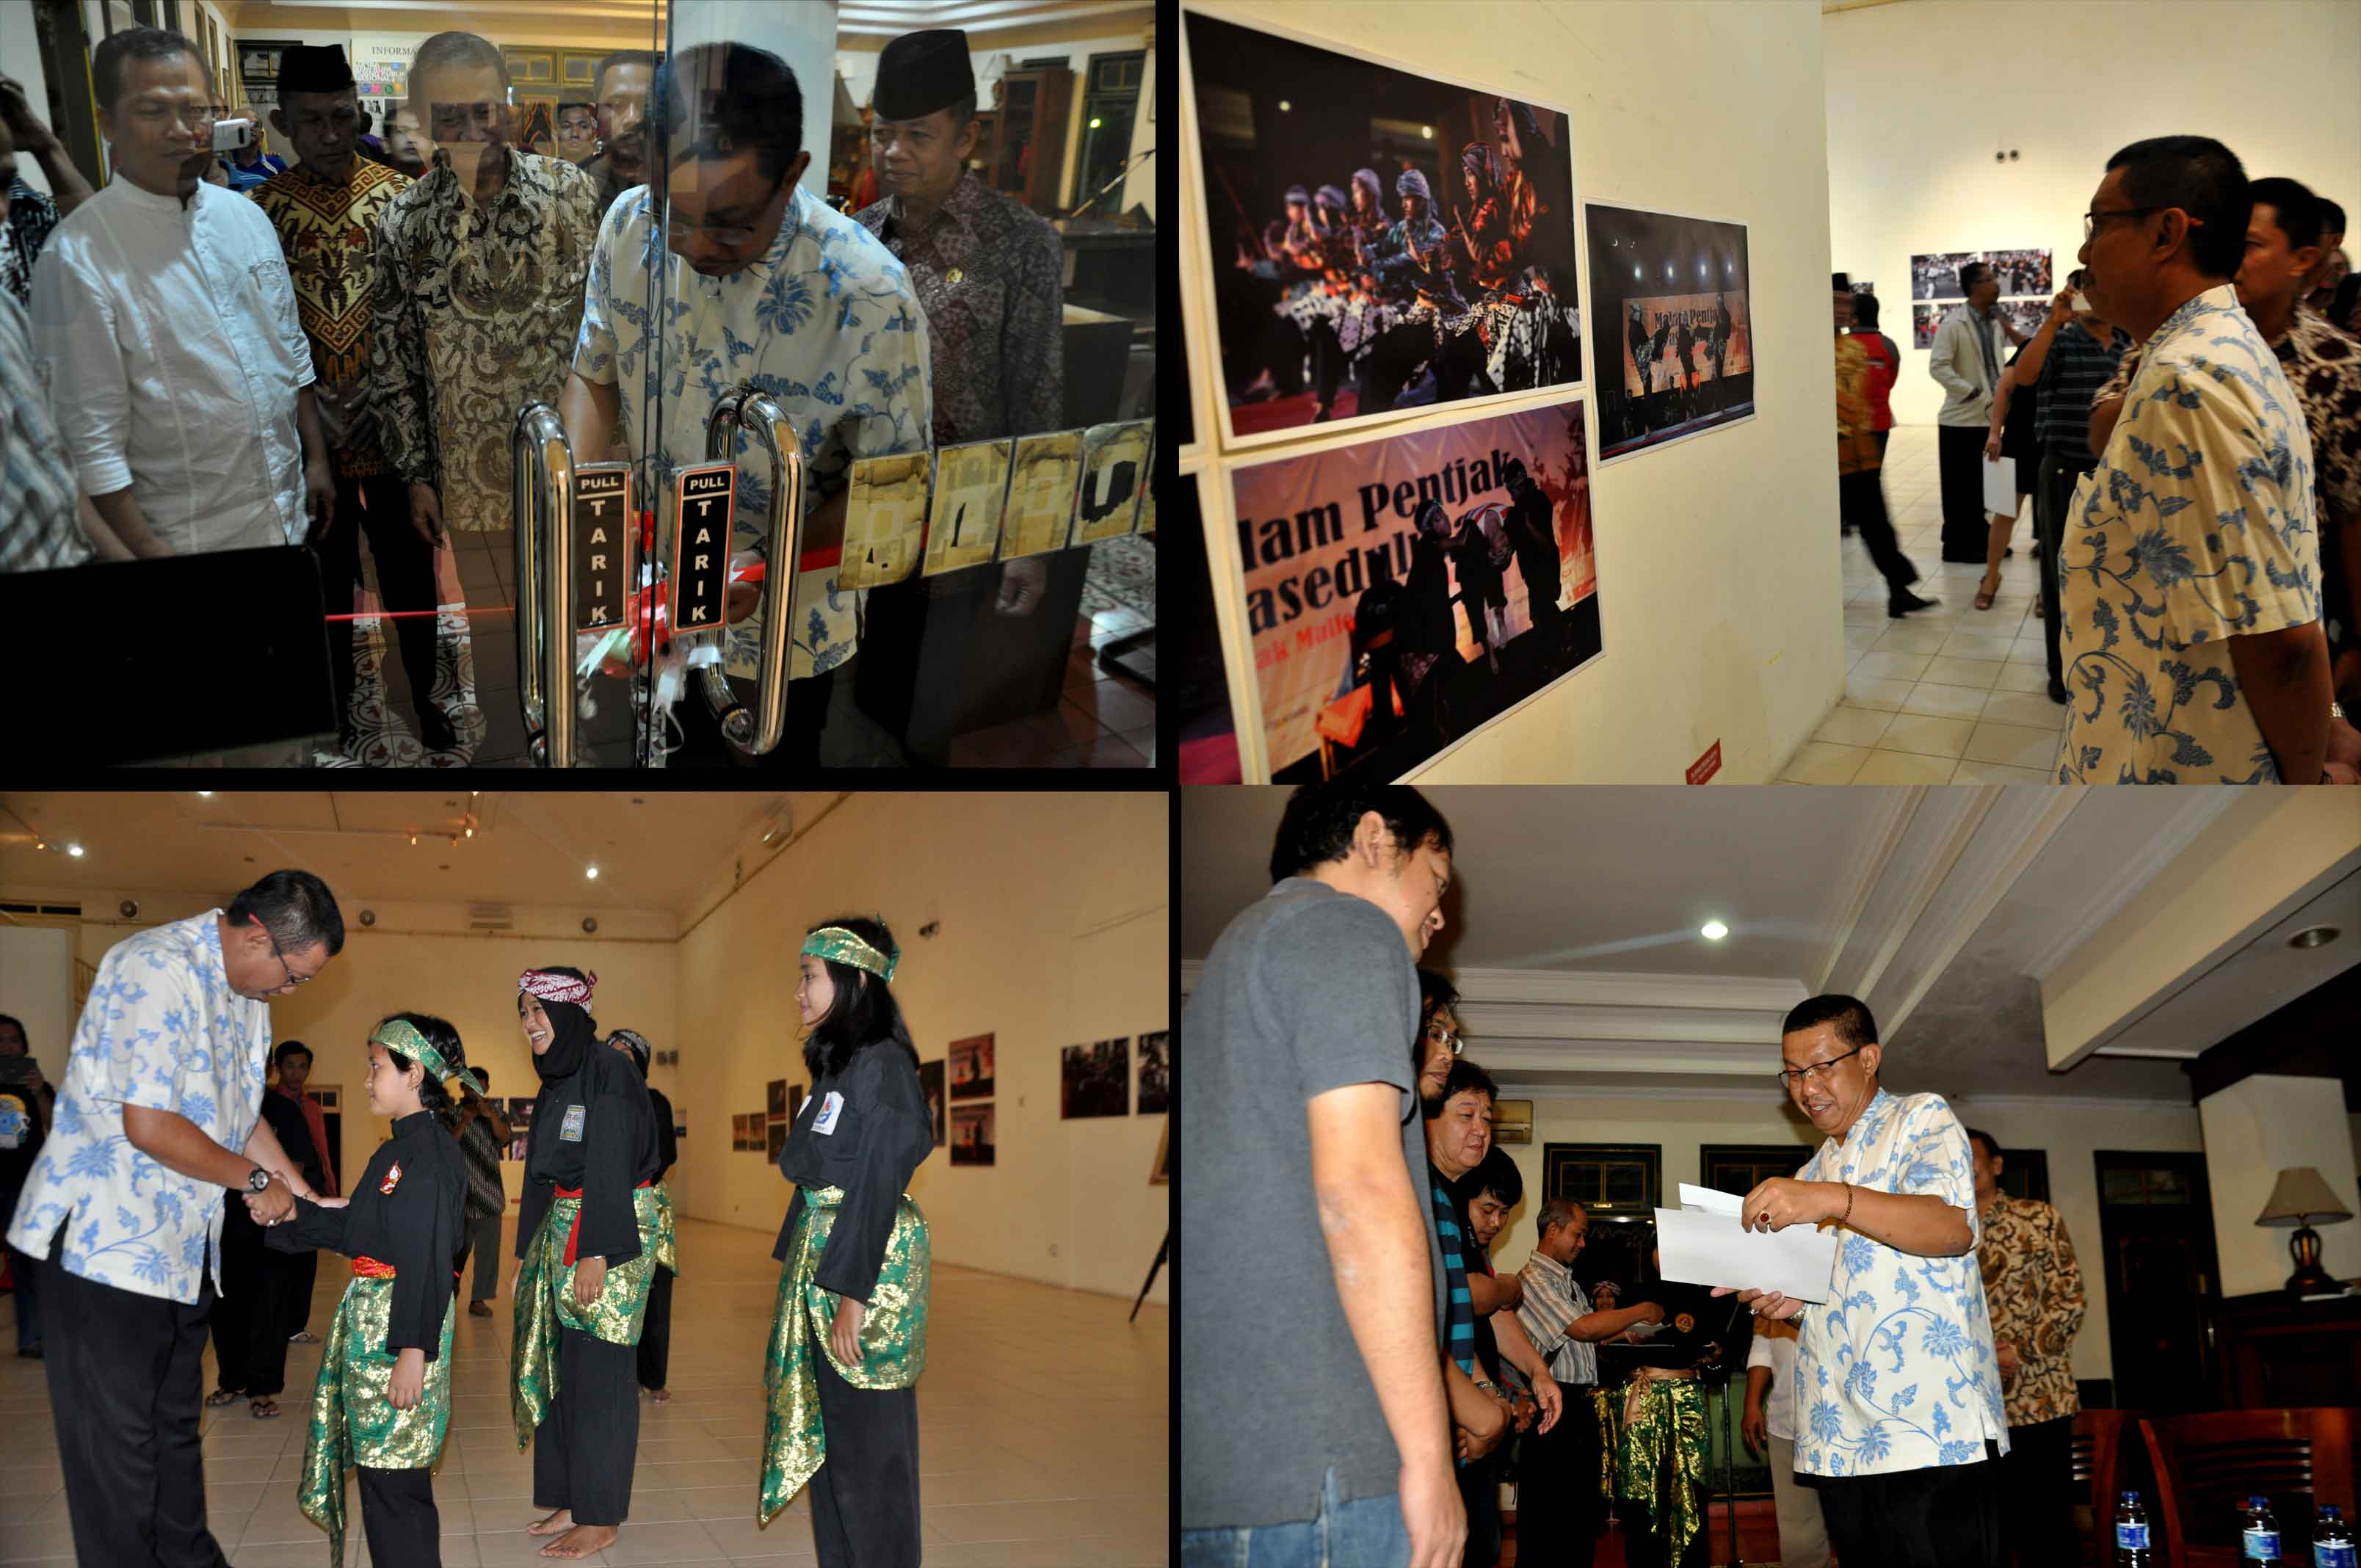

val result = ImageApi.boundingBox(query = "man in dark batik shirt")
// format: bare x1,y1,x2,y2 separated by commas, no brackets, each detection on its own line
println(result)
852,27,1068,761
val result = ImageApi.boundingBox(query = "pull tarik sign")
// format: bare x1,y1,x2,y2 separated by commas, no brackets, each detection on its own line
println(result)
570,464,632,632
670,464,738,636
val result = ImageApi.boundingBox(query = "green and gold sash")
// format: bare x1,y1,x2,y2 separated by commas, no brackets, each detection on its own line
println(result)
757,1186,930,1524
1591,1371,1711,1563
510,1185,661,1451
652,1179,678,1274
296,1262,457,1568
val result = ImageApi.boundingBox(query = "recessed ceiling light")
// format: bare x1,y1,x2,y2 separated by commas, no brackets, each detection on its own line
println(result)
2288,926,2340,950
1700,921,1728,940
587,866,599,880
196,791,213,798
66,844,84,857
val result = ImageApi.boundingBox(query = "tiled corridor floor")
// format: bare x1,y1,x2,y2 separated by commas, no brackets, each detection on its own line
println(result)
1778,424,2069,785
0,1219,1168,1564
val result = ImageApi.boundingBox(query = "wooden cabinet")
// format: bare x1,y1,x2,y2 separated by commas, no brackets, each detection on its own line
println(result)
986,67,1073,215
2208,1289,2361,1408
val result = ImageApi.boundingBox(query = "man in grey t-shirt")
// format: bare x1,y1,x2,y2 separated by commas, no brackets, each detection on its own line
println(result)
1182,784,1463,1568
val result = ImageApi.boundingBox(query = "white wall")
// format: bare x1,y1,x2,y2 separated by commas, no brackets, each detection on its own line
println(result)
0,1,51,194
1477,1086,2202,1386
2201,1074,2361,1299
1825,0,2361,428
672,792,1170,1304
1187,0,1844,784
0,926,74,1086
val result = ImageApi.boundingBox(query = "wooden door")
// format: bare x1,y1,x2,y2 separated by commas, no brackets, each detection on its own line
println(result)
2093,1150,2219,1415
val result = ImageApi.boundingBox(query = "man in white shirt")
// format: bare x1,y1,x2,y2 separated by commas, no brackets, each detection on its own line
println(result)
1929,262,2025,563
30,27,333,559
6,871,342,1568
1720,994,2007,1568
1743,1315,1831,1568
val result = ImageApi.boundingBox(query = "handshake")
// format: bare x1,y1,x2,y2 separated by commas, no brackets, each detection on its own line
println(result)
240,1170,344,1227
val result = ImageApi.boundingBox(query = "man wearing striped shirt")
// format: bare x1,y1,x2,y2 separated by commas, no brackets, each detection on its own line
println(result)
1423,1059,1517,1566
1516,1198,1667,1568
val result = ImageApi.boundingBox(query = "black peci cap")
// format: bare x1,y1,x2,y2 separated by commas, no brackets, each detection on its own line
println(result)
872,29,973,122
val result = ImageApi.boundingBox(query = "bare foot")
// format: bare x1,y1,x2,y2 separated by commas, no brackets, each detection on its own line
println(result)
542,1523,619,1558
650,1387,671,1404
526,1508,573,1536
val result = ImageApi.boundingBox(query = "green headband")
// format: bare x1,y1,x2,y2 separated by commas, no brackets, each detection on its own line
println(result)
370,1017,487,1101
801,926,898,983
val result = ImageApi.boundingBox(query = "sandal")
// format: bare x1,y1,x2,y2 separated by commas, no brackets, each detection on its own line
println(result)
250,1398,281,1420
206,1387,242,1408
1974,575,2000,611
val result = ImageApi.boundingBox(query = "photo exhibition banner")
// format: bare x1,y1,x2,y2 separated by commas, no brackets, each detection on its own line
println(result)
1229,397,1599,781
1185,10,1584,447
1584,203,1753,462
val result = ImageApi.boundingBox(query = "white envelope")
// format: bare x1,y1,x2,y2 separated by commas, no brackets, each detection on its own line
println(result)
1981,452,2017,519
1653,1183,1841,1304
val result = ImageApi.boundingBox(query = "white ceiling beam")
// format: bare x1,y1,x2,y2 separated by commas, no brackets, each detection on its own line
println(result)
1805,783,1921,993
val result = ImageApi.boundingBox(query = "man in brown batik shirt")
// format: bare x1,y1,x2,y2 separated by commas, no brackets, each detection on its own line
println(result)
1969,1128,2084,1568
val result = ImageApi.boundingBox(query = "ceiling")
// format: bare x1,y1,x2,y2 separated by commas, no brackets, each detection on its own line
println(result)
0,792,835,918
1180,786,2360,1105
227,0,1149,40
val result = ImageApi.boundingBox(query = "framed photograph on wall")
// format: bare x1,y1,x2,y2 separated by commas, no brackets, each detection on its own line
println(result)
1181,7,1584,451
1136,1030,1169,1115
766,1119,787,1160
1062,1038,1129,1119
1227,394,1600,783
949,1033,995,1100
918,1059,947,1147
240,40,297,84
788,1084,804,1123
951,1103,995,1166
1492,1098,1533,1145
767,1079,787,1119
1584,201,1754,463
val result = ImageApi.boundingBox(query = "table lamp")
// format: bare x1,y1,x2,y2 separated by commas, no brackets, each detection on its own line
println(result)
2255,1166,2354,1295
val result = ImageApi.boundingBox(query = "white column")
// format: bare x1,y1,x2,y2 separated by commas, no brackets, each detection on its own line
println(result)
2199,1074,2361,1297
0,926,74,1084
664,0,838,199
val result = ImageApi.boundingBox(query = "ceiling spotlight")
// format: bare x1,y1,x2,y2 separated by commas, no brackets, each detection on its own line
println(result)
587,866,600,880
410,834,418,846
1420,124,1432,139
65,844,83,858
1700,921,1729,941
465,826,474,838
1088,116,1102,128
2288,926,2341,950
1277,98,1290,112
196,791,213,798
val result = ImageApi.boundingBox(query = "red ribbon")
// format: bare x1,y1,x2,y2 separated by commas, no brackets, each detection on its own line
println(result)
352,1257,396,1279
552,1180,655,1267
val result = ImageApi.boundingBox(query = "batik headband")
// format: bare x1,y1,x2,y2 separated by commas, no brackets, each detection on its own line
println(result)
801,926,897,983
369,1017,487,1100
518,968,597,1005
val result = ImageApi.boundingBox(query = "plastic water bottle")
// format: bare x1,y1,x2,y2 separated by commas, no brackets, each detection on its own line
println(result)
2243,1496,2280,1563
2117,1491,2153,1564
2318,1505,2357,1568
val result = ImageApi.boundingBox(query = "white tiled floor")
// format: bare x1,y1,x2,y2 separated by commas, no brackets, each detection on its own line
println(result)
1779,424,2068,785
0,1220,1168,1565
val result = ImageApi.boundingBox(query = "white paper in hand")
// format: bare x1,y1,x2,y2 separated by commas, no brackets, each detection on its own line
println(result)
1654,1189,1841,1304
1981,452,2017,520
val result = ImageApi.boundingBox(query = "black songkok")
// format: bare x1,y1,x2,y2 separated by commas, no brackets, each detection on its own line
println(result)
278,43,355,97
873,29,973,122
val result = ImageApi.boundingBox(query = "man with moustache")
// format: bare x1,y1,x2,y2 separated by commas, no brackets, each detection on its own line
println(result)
6,871,344,1568
1183,785,1466,1568
853,28,1065,761
1717,995,2006,1568
32,27,336,561
578,50,656,222
250,44,449,756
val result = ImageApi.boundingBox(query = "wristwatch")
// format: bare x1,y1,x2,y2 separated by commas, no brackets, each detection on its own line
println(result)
246,1166,272,1193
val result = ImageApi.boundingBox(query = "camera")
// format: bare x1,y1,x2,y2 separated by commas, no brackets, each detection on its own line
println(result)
211,117,253,154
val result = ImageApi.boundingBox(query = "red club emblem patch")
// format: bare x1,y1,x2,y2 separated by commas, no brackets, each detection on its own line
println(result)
380,1162,402,1195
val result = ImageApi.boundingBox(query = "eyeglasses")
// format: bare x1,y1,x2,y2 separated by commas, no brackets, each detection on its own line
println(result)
2083,205,2175,242
1774,1044,1865,1091
252,915,312,987
1424,1019,1465,1058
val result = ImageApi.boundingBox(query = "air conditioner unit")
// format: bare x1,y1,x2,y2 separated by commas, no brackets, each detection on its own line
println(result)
468,904,515,932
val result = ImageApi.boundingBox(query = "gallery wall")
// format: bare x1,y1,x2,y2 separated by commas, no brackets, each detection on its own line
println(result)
1476,1088,2204,1388
1825,0,2361,429
672,791,1170,1304
1180,0,1846,785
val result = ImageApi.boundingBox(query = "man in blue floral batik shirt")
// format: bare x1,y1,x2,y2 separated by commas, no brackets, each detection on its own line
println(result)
562,40,932,770
1716,995,2009,1568
2057,134,2330,785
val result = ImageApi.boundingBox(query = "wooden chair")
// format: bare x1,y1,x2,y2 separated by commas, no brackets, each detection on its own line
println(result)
2139,1408,2360,1568
2072,1409,2132,1565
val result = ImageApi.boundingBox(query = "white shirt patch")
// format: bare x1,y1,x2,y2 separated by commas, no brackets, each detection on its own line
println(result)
813,1091,844,1135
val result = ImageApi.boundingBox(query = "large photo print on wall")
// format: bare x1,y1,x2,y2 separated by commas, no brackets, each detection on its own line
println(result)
1230,397,1599,783
1584,203,1753,462
1184,10,1583,447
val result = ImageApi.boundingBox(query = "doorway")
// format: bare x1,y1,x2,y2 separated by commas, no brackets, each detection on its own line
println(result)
1071,50,1143,214
2092,1150,2218,1413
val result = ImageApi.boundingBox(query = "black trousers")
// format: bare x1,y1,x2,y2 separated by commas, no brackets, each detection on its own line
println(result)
1460,1450,1501,1568
533,1326,641,1525
357,1463,440,1568
2035,452,2092,696
5,1238,42,1351
637,1265,675,1390
466,1211,503,1302
311,469,442,730
1512,1388,1604,1568
1938,425,1993,561
208,1205,291,1398
1998,1415,2078,1567
1812,1442,2005,1567
808,1323,921,1568
41,1239,231,1568
1841,468,1921,601
278,1246,317,1339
